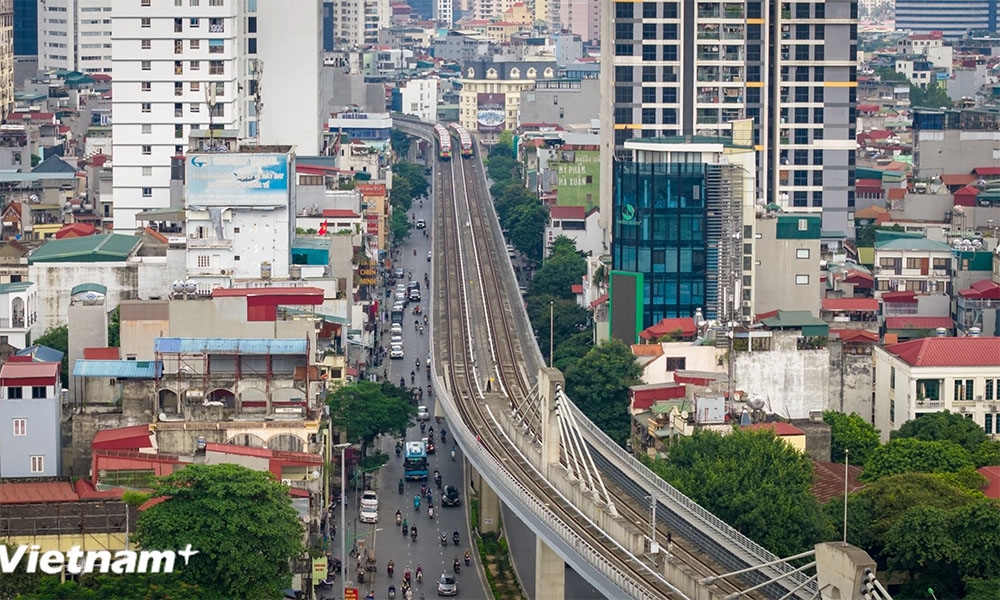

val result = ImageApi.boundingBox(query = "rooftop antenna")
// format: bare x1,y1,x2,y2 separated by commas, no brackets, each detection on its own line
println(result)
253,60,264,147
204,84,218,152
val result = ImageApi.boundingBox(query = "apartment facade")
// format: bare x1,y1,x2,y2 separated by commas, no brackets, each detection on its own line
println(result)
0,360,62,477
111,0,320,231
37,0,113,74
332,0,391,47
894,0,998,38
873,237,954,297
600,0,858,240
0,0,10,118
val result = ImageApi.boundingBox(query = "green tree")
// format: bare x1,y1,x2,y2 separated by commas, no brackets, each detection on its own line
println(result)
34,324,69,388
874,67,908,82
973,439,1000,467
132,464,305,600
392,162,429,199
390,208,412,244
910,80,952,109
526,295,590,364
390,128,411,157
487,155,520,184
490,130,514,158
552,331,593,372
527,246,587,300
30,154,41,168
822,411,880,464
646,429,835,557
107,306,120,348
390,177,414,212
891,410,989,453
564,339,642,446
493,181,535,230
0,541,40,599
328,381,415,461
507,201,547,262
861,438,975,483
855,223,904,248
21,574,224,600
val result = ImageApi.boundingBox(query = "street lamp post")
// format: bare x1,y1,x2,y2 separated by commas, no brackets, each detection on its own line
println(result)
333,442,351,599
549,300,554,368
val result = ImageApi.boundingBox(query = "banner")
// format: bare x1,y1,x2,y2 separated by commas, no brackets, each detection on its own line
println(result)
186,153,289,207
476,93,506,133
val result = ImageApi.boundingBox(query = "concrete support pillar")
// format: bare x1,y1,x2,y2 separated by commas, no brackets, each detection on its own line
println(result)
477,471,501,535
815,542,877,600
537,368,564,467
535,537,565,600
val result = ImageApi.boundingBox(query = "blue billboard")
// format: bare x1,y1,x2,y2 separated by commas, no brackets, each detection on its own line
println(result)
185,153,289,207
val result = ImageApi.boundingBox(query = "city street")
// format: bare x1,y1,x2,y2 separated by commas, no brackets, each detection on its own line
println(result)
320,188,488,600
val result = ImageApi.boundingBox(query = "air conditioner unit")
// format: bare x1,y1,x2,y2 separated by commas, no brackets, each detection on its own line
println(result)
219,269,228,275
960,405,968,413
742,300,752,307
991,405,998,413
976,395,983,401
281,479,292,486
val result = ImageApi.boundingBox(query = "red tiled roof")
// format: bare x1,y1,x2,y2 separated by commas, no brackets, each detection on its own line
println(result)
589,293,608,308
881,290,918,303
856,178,883,187
84,347,121,359
74,479,124,499
550,205,586,220
830,329,880,343
55,222,98,239
954,185,981,197
91,73,111,82
886,336,1000,367
144,227,169,243
0,361,59,383
631,344,665,357
821,297,879,312
884,316,953,330
980,466,1000,500
857,103,880,112
638,317,697,341
868,130,892,140
321,209,360,218
812,461,864,503
973,166,1000,177
571,284,583,294
1,482,79,504
941,174,976,187
746,422,806,436
959,279,1000,300
886,188,906,201
92,424,154,450
212,287,325,298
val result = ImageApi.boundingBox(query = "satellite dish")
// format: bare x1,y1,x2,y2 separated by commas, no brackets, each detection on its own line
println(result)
962,239,972,246
171,280,185,293
183,281,198,294
748,394,765,410
972,239,983,247
951,239,962,247
680,410,689,421
83,292,100,305
732,391,743,402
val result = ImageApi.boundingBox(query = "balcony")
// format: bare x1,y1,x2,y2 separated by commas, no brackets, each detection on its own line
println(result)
723,4,744,18
209,20,224,33
0,317,27,329
188,237,232,249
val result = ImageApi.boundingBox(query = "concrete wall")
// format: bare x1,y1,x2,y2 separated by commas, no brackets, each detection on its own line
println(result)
826,340,876,421
914,129,1000,178
0,395,60,477
640,344,724,386
733,332,830,420
67,302,109,402
753,217,822,315
517,78,600,130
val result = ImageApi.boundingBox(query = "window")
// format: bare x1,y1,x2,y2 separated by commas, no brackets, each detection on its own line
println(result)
197,255,210,268
642,87,656,102
986,379,994,400
190,102,200,113
13,419,25,436
615,67,633,82
987,414,994,435
141,17,151,27
175,124,184,139
190,40,200,50
7,387,21,399
190,81,200,92
906,258,922,270
666,357,686,371
643,24,657,40
795,274,810,285
31,386,45,399
663,45,678,61
643,2,657,18
142,166,152,176
615,2,633,18
141,102,151,113
247,16,257,33
141,0,151,5
142,145,152,155
141,39,151,50
209,60,224,75
797,219,809,231
247,38,257,54
142,124,152,134
141,60,151,71
190,60,200,70
30,456,44,473
190,17,200,27
141,81,152,92
209,39,225,54
796,248,810,259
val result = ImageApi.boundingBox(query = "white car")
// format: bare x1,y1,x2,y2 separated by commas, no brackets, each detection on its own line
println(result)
416,218,426,229
390,345,404,359
391,323,403,335
416,405,430,421
359,504,378,524
391,334,403,345
361,490,378,510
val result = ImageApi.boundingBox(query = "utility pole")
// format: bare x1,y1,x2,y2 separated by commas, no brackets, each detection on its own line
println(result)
843,448,850,543
549,300,554,368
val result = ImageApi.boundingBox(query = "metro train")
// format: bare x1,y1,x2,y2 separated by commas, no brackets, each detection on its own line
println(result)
434,124,452,161
449,123,474,158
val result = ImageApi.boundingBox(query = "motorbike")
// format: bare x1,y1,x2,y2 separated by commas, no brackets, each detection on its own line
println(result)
410,527,418,542
388,561,395,577
399,479,404,494
440,533,448,546
464,551,471,566
419,325,424,334
388,586,396,599
395,442,402,457
451,447,456,460
415,358,421,368
428,506,434,519
453,531,460,546
453,560,461,574
400,377,406,387
402,524,409,537
413,495,421,511
427,385,432,397
396,512,402,525
410,373,415,384
416,567,423,583
420,422,426,434
440,429,447,443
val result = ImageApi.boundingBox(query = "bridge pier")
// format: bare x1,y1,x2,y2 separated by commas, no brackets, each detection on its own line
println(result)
815,542,877,599
473,470,501,535
535,536,566,600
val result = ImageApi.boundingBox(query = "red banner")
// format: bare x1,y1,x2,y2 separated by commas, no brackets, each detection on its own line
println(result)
345,588,359,600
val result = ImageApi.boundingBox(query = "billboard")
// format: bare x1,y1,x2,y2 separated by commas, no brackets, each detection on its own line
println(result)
609,271,644,345
186,153,289,207
476,93,506,133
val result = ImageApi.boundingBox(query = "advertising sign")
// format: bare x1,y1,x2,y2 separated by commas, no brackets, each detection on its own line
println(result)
345,588,359,600
476,93,506,133
186,153,289,207
312,557,328,581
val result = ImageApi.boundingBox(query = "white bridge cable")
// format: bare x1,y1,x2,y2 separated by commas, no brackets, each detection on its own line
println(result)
560,387,618,517
554,385,593,492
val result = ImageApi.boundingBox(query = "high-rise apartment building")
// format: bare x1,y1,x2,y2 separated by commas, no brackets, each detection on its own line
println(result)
0,0,11,119
13,0,37,57
600,0,858,238
111,0,321,231
547,0,600,44
895,0,998,38
332,0,390,48
37,0,113,74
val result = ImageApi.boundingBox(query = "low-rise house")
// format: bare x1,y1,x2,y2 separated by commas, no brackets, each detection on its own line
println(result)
0,281,39,348
0,359,62,477
873,336,1000,442
873,236,954,298
954,278,1000,337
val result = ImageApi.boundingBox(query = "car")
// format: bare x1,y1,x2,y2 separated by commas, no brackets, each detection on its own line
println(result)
416,219,426,229
423,437,436,454
393,302,405,312
359,504,378,524
437,573,457,596
416,405,430,421
390,334,403,345
427,251,432,262
391,323,403,335
394,268,405,279
395,292,406,303
408,290,421,302
361,490,378,509
390,345,404,359
442,485,461,507
408,281,421,291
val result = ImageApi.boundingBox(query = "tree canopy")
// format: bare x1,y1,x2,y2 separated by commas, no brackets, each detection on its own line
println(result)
526,295,590,365
860,438,975,483
327,380,415,460
891,410,989,453
910,80,952,109
19,574,224,600
132,464,304,600
34,324,69,388
822,411,880,464
646,429,834,557
390,128,411,157
527,239,587,300
389,207,412,244
564,339,642,446
0,541,40,600
507,202,548,262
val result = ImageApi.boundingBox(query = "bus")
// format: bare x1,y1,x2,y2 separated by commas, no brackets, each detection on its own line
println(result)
404,441,428,481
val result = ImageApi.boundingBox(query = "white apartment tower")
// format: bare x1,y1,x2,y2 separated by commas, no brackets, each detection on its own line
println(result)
111,0,320,230
333,0,390,48
38,0,113,74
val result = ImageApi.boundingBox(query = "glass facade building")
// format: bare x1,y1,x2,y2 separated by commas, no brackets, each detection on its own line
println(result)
612,160,713,327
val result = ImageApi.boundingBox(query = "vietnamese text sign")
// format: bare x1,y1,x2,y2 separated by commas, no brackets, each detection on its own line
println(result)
186,153,289,207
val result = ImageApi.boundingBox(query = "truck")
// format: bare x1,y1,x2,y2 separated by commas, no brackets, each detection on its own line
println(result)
403,441,428,481
391,308,404,325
